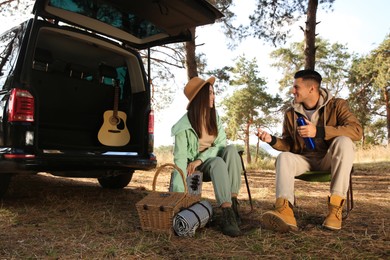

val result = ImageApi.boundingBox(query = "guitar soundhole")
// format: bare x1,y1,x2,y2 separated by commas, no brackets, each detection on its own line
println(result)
109,116,120,125
109,116,125,130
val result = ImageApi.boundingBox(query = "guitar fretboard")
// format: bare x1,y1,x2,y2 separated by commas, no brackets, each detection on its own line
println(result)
112,79,119,119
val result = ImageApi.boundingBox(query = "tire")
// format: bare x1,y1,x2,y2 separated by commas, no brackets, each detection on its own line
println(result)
0,174,12,198
97,170,134,189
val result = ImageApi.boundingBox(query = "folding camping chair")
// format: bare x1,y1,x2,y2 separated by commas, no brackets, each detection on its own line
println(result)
295,167,354,219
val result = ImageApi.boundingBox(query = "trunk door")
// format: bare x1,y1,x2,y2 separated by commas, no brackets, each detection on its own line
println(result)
33,0,223,49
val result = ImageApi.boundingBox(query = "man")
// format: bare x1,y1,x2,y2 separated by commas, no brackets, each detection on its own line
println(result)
257,69,363,232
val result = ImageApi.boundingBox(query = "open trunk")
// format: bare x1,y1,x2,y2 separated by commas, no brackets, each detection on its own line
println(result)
30,22,149,155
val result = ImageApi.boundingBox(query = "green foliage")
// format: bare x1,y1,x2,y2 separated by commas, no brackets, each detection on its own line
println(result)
270,41,305,95
371,34,390,90
213,0,243,50
222,55,281,162
364,119,387,145
347,55,377,135
223,55,281,136
271,37,352,99
317,40,352,96
246,0,335,46
347,34,390,145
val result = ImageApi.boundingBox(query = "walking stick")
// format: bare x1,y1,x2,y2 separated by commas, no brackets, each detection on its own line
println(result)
238,150,254,212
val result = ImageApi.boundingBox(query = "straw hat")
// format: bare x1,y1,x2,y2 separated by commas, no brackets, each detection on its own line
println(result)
184,76,215,109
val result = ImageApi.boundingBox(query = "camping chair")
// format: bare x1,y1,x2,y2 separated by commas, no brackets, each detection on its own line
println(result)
295,167,354,219
238,150,254,212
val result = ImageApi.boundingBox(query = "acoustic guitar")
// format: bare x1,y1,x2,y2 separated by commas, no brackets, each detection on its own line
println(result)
98,79,130,146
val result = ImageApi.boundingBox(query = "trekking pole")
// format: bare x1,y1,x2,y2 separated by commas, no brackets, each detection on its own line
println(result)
238,150,254,212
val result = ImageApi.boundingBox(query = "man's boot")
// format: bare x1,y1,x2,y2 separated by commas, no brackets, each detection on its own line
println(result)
262,198,298,232
220,207,241,237
322,194,345,230
231,197,241,225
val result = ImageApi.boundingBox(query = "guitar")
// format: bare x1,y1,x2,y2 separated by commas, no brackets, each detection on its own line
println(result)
98,79,130,146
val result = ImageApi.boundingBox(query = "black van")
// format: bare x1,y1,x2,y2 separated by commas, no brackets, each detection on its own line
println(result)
0,0,222,197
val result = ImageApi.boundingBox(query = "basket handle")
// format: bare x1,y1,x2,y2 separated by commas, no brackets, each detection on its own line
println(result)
152,163,188,194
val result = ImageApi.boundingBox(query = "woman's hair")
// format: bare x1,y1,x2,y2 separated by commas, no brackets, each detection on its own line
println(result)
187,83,217,138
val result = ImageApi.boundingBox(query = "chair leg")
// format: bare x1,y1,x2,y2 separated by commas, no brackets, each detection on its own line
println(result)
238,150,254,212
343,167,354,220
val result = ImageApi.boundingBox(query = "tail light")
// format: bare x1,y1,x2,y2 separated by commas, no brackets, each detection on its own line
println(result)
148,110,154,154
4,154,35,159
148,109,154,134
8,88,35,122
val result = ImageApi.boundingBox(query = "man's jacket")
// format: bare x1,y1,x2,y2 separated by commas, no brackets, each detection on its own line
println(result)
269,88,363,155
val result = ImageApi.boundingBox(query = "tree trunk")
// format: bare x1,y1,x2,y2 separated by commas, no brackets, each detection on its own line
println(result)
255,138,260,163
245,122,251,164
304,0,318,70
184,0,216,79
185,27,198,80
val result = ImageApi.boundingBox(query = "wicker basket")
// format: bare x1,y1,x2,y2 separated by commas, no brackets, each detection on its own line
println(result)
136,163,200,233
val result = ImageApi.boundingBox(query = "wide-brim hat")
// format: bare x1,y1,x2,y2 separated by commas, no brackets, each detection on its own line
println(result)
184,76,215,109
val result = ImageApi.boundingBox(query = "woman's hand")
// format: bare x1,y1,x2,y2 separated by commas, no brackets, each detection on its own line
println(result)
187,159,202,175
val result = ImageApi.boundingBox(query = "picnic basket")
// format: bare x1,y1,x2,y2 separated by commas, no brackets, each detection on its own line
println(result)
136,163,200,233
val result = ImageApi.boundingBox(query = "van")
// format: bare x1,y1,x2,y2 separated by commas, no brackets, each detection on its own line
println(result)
0,0,222,197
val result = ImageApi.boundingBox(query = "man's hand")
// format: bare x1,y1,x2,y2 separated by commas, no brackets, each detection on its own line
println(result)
297,118,316,138
187,159,202,176
256,128,272,143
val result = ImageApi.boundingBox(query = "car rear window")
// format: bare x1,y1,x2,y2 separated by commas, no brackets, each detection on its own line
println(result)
48,0,163,39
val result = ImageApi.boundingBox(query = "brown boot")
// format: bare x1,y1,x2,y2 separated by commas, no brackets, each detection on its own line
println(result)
322,194,345,230
262,198,298,232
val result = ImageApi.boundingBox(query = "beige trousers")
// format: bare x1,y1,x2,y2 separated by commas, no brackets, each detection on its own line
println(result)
275,136,355,204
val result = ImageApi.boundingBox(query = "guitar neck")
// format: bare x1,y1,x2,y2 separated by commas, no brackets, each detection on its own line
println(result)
113,79,119,117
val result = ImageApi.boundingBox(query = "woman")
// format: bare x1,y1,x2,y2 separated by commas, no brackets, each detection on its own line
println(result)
171,76,243,237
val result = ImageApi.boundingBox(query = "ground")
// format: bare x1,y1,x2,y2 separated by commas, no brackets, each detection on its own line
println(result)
0,161,389,259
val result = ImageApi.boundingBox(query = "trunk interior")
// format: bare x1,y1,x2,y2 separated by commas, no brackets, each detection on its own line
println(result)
29,25,149,154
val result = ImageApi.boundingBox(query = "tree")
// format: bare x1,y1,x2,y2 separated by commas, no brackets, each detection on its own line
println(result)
270,37,351,99
246,0,335,70
348,55,377,145
348,34,390,145
372,35,390,144
222,55,281,163
184,0,237,79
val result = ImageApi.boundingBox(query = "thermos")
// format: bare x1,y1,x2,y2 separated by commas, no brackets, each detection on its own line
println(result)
297,117,315,150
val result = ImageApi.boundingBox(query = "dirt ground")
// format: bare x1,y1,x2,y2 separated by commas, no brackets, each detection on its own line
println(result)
0,161,389,259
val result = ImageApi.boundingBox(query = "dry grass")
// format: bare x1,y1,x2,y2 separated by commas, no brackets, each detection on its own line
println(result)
354,145,390,163
0,146,389,259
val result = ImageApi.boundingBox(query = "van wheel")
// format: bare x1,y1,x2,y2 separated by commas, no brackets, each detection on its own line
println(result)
0,174,12,198
97,170,134,189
